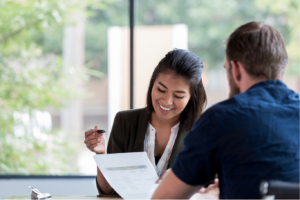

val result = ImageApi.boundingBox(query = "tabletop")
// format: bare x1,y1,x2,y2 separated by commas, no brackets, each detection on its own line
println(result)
3,195,121,200
2,193,216,200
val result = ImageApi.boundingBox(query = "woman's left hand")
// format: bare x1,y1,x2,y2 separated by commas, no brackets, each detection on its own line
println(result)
197,179,219,199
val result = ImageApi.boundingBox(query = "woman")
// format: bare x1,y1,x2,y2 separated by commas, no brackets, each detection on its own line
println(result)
84,49,207,195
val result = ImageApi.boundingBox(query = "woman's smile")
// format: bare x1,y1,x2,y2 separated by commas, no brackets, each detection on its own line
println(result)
151,72,191,122
158,103,174,114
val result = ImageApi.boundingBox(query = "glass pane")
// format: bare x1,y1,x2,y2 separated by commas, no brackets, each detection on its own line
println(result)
0,0,128,175
1,0,298,176
134,0,299,109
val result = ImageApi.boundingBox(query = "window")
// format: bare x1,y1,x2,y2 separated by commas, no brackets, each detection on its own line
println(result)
0,0,298,176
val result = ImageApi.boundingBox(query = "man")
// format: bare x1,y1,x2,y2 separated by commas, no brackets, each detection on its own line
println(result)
152,21,299,199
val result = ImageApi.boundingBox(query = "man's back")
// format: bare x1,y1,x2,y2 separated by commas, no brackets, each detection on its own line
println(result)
214,80,299,198
171,80,299,199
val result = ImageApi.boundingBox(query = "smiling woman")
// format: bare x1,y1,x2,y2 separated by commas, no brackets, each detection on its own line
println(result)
147,49,207,131
83,49,207,196
151,73,191,124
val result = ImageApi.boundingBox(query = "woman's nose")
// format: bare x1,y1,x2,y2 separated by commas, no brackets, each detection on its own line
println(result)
163,93,173,105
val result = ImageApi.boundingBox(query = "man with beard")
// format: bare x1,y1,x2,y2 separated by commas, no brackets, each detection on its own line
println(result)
151,21,299,199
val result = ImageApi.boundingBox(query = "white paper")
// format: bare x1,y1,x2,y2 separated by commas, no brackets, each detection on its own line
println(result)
94,152,159,199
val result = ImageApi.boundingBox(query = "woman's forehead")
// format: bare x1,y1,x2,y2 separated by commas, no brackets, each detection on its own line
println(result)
155,72,190,90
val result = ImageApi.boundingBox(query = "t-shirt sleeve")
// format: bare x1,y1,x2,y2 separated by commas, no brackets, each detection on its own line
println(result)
171,108,218,186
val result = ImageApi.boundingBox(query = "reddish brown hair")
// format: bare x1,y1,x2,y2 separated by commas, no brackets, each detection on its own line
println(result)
226,21,288,79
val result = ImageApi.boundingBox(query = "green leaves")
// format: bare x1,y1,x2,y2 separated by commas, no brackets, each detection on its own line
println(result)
0,0,87,175
254,0,299,76
133,0,298,72
0,0,298,175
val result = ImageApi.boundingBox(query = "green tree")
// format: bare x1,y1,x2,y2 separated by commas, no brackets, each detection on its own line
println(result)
255,0,299,76
79,0,298,74
1,0,297,174
134,0,298,72
0,0,86,174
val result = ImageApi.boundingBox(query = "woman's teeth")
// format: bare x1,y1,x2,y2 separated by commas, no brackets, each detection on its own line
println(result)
160,104,172,111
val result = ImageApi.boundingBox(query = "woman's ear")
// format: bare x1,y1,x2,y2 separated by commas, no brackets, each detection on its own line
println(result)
230,60,242,87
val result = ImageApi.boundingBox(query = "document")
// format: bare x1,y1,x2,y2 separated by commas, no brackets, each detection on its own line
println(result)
94,152,159,199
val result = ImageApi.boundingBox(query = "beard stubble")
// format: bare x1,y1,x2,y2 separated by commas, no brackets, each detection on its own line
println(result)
227,66,240,98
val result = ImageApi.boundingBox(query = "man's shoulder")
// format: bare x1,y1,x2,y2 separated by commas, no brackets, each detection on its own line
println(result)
209,80,299,113
198,91,264,123
198,80,300,131
191,101,232,131
241,80,299,106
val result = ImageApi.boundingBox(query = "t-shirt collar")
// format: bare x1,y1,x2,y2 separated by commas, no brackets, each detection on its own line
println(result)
248,79,287,91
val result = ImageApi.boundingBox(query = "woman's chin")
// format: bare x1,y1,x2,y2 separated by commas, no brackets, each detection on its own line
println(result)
156,109,178,121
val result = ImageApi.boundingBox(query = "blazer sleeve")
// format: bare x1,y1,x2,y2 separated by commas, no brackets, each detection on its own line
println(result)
96,112,124,196
107,112,125,154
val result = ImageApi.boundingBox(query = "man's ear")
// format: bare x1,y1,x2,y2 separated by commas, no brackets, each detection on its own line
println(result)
230,60,242,87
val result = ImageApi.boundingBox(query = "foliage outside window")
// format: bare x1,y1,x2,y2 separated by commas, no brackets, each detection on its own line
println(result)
0,0,298,175
0,0,107,175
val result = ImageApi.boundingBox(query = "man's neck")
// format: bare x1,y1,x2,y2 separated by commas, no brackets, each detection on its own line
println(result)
240,75,271,93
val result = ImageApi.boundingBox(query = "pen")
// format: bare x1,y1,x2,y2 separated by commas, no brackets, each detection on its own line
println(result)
97,130,106,134
86,129,106,135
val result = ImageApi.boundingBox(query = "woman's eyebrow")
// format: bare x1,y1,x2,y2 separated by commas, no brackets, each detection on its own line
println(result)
175,91,186,94
158,82,187,94
158,82,168,89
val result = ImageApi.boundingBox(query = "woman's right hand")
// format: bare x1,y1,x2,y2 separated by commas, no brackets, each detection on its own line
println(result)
84,126,105,154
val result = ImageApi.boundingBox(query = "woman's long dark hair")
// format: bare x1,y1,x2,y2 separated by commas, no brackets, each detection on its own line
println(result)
146,49,207,130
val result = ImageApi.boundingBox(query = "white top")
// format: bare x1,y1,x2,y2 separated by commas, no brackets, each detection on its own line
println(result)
144,122,180,177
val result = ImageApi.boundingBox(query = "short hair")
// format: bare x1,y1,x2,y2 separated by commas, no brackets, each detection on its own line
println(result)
225,21,288,79
146,49,207,130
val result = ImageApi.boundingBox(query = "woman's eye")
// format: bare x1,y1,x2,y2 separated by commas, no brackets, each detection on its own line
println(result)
175,95,184,99
158,87,165,93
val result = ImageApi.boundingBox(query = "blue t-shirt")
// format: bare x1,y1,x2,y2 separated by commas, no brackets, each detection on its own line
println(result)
172,80,299,199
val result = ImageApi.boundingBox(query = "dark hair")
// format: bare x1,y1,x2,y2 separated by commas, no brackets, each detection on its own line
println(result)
146,49,207,130
226,21,288,79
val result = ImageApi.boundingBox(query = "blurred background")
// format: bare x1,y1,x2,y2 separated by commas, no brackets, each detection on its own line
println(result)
0,0,299,197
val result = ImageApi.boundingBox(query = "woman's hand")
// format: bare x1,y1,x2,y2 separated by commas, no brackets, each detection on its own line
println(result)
197,179,219,199
84,126,105,154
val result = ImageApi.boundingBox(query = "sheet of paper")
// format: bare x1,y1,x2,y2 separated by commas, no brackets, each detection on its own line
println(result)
94,152,159,199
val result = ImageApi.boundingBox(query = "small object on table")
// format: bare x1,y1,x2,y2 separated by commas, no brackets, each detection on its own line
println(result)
28,186,52,199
